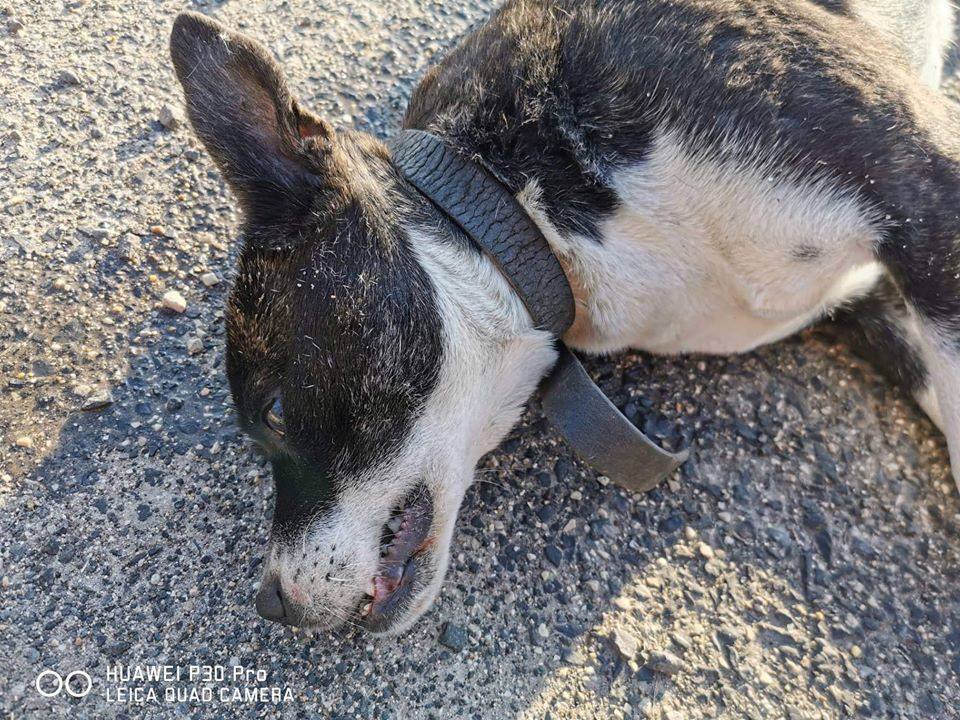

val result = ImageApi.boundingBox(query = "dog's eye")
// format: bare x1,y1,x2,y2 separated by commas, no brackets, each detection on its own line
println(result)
263,397,285,436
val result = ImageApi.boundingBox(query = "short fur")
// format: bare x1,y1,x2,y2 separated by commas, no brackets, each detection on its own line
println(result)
170,0,959,634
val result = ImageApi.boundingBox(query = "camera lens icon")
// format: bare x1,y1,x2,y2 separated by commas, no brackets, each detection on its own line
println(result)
35,669,93,698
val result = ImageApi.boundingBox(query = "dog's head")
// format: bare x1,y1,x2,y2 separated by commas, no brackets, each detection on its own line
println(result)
170,13,557,634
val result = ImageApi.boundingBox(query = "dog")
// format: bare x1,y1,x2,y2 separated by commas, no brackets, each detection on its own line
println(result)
169,0,959,635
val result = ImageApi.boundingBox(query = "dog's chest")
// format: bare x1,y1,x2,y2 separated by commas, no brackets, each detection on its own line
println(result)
559,132,885,355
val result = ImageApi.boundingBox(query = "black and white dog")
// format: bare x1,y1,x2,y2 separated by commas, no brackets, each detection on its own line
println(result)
169,0,958,635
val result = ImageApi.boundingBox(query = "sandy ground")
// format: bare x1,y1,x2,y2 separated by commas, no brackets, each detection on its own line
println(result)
1,1,959,718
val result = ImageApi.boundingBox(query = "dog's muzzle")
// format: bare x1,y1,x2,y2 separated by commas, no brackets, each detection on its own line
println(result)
391,129,688,493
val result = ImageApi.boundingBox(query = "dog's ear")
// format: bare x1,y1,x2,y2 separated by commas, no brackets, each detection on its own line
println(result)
169,12,332,221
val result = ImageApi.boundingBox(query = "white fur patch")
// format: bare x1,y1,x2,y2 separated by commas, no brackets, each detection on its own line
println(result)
912,320,960,490
519,129,884,355
850,0,955,89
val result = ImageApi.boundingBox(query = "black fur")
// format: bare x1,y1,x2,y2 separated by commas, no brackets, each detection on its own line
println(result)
171,13,445,538
828,275,928,395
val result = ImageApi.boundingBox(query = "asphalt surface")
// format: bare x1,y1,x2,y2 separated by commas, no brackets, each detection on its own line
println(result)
1,1,959,718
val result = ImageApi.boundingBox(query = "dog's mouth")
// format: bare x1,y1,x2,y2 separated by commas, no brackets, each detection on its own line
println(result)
359,484,435,631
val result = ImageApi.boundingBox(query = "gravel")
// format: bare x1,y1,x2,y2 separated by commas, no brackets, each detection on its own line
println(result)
1,1,959,718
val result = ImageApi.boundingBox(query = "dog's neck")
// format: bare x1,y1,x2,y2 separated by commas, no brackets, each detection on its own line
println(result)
402,8,617,342
403,4,612,242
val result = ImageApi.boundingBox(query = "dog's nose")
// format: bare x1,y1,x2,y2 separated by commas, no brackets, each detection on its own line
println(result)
255,577,304,625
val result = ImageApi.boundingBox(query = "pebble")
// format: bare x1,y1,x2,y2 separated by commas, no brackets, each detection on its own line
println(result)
72,383,93,398
158,104,182,130
80,387,113,411
646,650,684,675
161,290,187,313
15,436,33,449
186,337,204,355
544,544,562,567
670,632,693,651
698,542,714,559
612,627,640,660
438,622,467,652
200,272,221,287
58,69,81,86
564,648,587,666
117,233,142,264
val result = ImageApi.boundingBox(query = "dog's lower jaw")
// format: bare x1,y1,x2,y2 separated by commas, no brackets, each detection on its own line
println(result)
367,545,452,636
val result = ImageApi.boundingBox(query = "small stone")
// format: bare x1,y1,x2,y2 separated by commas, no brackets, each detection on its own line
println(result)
438,622,467,652
186,337,204,355
564,648,587,666
15,436,33,449
200,272,220,287
81,387,113,411
104,641,131,658
58,69,82,86
158,104,182,130
52,277,67,291
544,544,562,567
117,234,142,264
698,542,714,559
851,645,862,659
78,224,110,241
72,383,92,398
7,18,24,34
585,579,601,593
161,290,187,313
646,650,684,675
536,623,549,639
612,627,640,660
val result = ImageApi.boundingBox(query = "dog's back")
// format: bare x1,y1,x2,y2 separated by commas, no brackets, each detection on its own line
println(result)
845,0,954,87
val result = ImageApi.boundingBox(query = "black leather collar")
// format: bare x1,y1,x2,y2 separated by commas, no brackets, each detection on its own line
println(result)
391,129,686,493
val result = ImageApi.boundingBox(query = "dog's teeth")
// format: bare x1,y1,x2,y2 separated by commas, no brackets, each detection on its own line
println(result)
361,602,372,616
